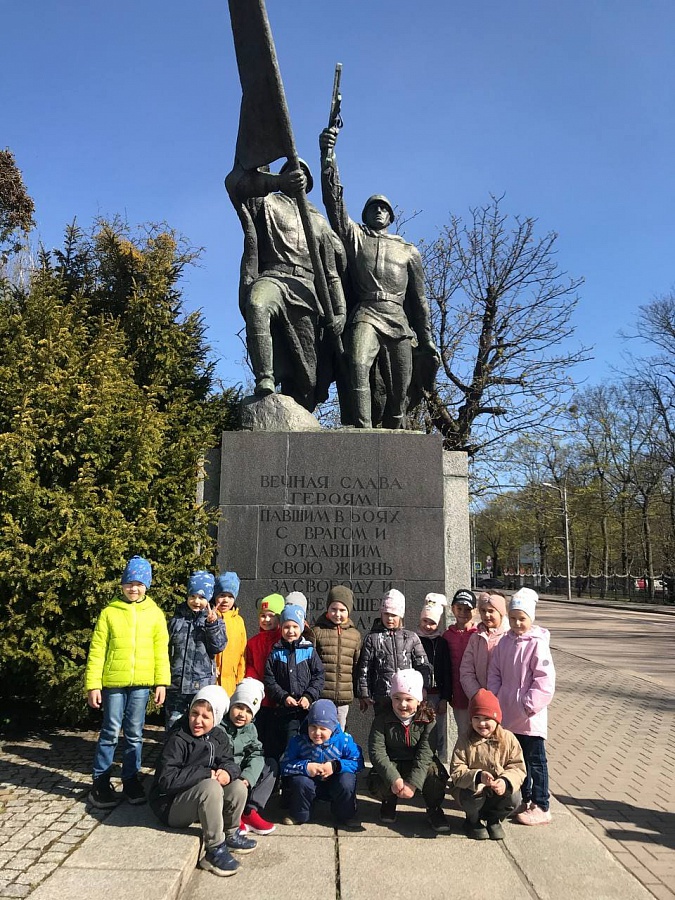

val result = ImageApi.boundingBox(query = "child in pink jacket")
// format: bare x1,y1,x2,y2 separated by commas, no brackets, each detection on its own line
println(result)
487,588,555,827
460,591,509,700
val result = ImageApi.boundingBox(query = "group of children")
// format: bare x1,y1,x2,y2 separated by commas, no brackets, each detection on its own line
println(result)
84,556,556,877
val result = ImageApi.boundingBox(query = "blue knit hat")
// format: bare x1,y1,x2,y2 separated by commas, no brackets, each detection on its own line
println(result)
121,556,152,589
214,572,240,600
307,699,339,732
187,571,215,601
280,603,305,627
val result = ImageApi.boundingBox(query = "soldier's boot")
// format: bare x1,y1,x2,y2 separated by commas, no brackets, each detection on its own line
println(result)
352,386,373,429
248,332,275,396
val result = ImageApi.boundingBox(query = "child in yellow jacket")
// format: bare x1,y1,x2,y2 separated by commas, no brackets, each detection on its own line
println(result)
214,572,247,696
85,555,170,809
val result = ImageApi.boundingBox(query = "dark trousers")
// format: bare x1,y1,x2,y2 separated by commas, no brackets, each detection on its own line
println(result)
514,734,549,811
455,787,518,824
286,772,357,824
257,707,308,762
368,758,448,809
246,760,278,814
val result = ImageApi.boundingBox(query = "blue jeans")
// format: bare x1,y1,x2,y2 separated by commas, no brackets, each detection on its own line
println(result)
287,772,357,824
515,734,549,811
92,687,150,781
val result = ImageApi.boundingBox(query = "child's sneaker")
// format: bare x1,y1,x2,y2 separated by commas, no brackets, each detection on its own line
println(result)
486,820,505,841
463,818,489,840
379,797,397,823
241,810,276,835
225,830,258,854
122,776,146,805
199,842,239,877
427,807,451,834
510,799,532,818
515,805,552,826
88,774,120,809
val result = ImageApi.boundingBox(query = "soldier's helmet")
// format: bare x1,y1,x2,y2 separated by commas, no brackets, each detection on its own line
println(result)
361,194,395,224
279,158,314,193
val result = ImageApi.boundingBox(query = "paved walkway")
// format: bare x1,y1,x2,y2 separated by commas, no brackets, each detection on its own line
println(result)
0,598,672,899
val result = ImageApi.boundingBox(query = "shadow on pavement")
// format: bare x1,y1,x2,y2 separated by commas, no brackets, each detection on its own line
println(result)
557,793,675,851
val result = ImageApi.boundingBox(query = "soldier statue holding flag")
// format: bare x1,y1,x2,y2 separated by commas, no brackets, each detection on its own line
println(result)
226,159,346,410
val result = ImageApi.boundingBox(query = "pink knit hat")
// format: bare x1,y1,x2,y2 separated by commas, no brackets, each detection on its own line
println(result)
477,591,507,620
389,669,424,702
380,588,405,618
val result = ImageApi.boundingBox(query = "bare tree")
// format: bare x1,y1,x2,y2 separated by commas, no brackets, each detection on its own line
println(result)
418,195,590,458
0,149,35,266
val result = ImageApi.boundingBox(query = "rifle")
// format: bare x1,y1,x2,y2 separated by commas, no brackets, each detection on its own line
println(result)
325,63,343,164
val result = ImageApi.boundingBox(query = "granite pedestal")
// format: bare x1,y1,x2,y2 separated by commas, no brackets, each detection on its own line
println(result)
208,430,469,630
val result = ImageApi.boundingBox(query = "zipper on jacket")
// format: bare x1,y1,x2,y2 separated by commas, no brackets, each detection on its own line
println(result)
130,602,137,684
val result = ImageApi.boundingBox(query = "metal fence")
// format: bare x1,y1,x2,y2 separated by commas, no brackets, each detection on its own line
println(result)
476,574,674,604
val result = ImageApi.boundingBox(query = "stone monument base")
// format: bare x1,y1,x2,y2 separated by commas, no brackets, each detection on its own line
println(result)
206,429,469,633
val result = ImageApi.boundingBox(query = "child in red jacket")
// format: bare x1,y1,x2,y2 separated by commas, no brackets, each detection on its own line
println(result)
244,593,285,759
439,589,477,738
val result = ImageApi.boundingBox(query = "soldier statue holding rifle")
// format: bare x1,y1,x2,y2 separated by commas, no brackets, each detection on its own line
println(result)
319,115,439,429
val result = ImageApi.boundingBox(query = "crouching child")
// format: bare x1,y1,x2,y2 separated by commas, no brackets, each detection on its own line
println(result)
222,677,278,836
450,689,526,841
281,699,364,829
149,686,257,877
368,669,450,833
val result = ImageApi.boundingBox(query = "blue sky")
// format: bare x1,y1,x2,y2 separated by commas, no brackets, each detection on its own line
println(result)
4,1,674,390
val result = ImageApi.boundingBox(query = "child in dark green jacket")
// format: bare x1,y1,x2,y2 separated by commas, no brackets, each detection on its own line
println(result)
368,668,450,833
221,678,278,836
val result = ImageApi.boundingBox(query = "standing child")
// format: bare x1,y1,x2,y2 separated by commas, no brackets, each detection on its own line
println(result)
264,604,325,760
214,572,247,696
245,593,285,758
149,685,256,877
460,591,509,701
368,669,450,833
85,555,170,807
356,589,431,714
450,688,526,840
488,588,556,826
281,699,364,828
416,592,449,761
438,588,478,737
165,571,227,729
313,585,362,730
222,678,278,836
285,590,315,644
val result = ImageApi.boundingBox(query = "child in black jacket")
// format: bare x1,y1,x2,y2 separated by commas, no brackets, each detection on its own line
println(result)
264,604,325,760
150,686,256,878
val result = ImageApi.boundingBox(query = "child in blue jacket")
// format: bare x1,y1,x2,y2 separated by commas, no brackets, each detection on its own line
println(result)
264,603,325,759
281,699,364,828
165,572,227,729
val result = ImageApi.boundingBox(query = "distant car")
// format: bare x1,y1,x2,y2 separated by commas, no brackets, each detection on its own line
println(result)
474,576,505,589
634,577,667,594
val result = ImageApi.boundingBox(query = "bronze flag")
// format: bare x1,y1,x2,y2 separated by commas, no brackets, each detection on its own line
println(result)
227,0,294,169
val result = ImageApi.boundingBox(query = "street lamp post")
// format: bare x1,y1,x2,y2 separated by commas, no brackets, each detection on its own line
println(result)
543,480,572,603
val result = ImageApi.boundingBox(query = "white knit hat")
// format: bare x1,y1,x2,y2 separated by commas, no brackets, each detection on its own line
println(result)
380,588,405,618
420,592,447,626
509,587,538,622
285,591,308,614
389,669,424,702
190,685,229,726
230,678,265,717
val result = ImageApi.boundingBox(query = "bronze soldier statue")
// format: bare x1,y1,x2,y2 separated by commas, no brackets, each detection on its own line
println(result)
319,126,439,429
226,160,346,411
